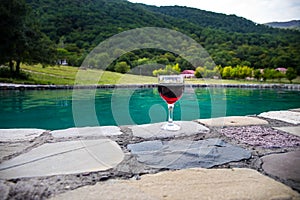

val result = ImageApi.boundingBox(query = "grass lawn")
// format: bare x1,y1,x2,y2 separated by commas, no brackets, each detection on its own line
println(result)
1,64,299,85
21,64,157,85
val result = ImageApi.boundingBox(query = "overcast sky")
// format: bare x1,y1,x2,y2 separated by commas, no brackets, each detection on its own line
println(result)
128,0,300,24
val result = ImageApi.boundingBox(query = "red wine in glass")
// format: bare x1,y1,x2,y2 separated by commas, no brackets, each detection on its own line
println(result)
158,84,184,104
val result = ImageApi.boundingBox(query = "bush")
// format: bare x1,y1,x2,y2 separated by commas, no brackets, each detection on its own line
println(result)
274,70,285,82
0,66,30,79
254,69,262,81
0,66,12,78
115,61,130,74
195,67,205,78
18,70,30,79
222,66,232,79
286,67,297,83
152,64,181,76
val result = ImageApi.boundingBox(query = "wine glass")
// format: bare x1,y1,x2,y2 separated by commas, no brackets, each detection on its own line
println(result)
158,75,184,131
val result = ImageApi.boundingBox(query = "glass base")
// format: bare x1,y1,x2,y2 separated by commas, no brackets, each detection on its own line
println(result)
161,122,181,131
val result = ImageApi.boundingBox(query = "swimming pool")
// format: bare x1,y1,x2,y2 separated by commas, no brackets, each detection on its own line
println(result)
1,87,299,130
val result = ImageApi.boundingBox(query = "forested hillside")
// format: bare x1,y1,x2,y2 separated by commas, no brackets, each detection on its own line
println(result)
13,0,300,74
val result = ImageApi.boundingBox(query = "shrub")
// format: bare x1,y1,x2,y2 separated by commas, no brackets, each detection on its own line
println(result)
152,64,181,76
254,69,262,81
286,67,297,83
222,66,232,79
115,61,130,74
195,67,205,78
0,66,12,78
0,66,30,79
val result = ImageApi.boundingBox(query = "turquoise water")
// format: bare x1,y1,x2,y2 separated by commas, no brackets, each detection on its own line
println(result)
1,87,299,130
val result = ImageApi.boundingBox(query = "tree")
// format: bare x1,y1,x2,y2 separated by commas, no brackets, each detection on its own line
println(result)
0,0,26,74
195,67,205,78
163,52,176,62
222,66,232,79
240,66,253,79
205,68,218,78
261,69,271,81
254,69,262,81
274,70,285,82
152,63,181,76
230,67,239,79
261,68,277,81
115,61,130,74
286,67,297,83
172,63,181,73
56,48,70,65
0,0,56,77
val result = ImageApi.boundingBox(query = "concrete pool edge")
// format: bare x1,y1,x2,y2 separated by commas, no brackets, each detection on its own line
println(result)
1,82,300,90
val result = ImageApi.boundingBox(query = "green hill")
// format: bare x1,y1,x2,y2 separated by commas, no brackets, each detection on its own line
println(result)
24,0,300,73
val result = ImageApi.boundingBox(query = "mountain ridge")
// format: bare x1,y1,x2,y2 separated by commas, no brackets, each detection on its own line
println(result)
142,5,276,34
265,20,300,30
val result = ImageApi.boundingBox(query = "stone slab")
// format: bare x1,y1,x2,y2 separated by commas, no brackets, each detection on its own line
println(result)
221,126,300,148
127,138,251,169
274,126,300,137
0,180,10,200
51,168,300,200
0,129,46,142
50,126,122,138
259,110,300,125
197,116,268,127
0,139,124,179
262,151,300,183
0,142,30,161
129,121,209,139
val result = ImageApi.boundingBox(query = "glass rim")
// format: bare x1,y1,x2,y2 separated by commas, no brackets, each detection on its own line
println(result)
158,75,183,77
158,74,184,84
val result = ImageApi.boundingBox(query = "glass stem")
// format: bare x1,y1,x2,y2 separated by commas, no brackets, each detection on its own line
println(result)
168,104,174,124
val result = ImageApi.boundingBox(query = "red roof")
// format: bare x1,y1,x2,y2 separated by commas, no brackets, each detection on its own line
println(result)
276,68,287,72
181,70,195,74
